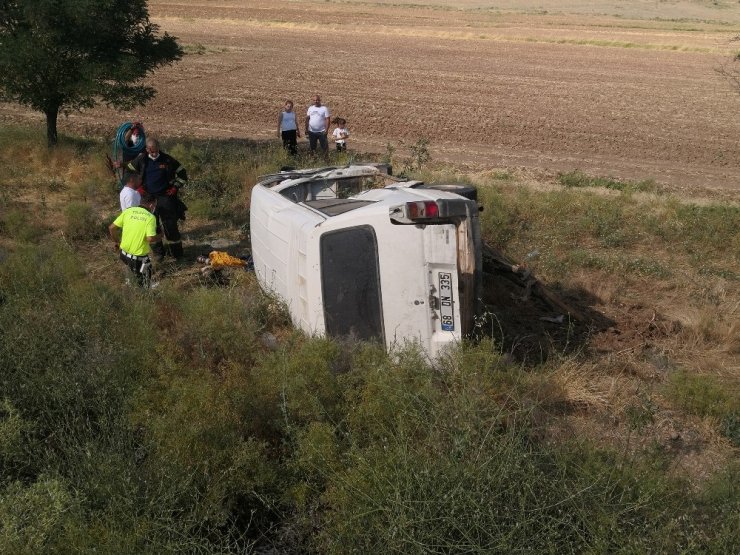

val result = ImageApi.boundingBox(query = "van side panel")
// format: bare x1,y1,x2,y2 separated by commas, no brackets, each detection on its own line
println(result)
250,185,324,329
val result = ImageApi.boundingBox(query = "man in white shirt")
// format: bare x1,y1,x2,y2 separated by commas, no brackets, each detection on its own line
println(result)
305,94,330,156
119,172,142,211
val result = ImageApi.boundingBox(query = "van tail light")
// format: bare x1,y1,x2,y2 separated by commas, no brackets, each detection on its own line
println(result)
389,198,472,224
406,201,439,220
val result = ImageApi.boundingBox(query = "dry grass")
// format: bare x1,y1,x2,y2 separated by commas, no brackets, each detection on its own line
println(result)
545,359,615,410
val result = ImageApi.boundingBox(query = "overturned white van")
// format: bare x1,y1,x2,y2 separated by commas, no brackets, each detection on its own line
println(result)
249,164,482,358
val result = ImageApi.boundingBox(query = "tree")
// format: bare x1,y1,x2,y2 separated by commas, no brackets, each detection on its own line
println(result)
0,0,182,145
717,35,740,94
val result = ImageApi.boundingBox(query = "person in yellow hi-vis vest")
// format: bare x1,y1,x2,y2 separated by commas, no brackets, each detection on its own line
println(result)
108,193,161,288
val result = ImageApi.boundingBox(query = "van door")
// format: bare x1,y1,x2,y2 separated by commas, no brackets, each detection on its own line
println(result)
320,226,385,342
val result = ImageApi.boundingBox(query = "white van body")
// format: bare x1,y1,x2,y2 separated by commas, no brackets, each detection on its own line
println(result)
250,164,482,359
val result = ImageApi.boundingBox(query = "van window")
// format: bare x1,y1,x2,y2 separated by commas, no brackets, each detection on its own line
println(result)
305,199,375,216
320,226,384,342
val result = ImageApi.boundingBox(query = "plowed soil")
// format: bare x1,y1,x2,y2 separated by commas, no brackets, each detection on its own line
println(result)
2,0,740,194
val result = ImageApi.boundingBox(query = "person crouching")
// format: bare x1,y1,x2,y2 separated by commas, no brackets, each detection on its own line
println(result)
108,193,160,288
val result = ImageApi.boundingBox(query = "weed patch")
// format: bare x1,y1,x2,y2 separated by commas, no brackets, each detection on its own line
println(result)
666,369,737,420
0,207,46,243
63,201,99,241
559,170,658,193
647,201,740,260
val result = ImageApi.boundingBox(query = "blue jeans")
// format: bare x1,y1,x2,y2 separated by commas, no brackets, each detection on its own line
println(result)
308,130,328,153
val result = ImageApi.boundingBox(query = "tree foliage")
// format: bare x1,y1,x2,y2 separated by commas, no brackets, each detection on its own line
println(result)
717,34,740,95
0,0,182,145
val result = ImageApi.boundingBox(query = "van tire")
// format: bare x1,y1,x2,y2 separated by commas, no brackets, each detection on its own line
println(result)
421,183,477,201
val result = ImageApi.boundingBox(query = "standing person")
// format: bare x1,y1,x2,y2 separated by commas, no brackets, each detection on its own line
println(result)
127,138,188,260
122,121,145,164
109,121,145,189
108,193,160,288
332,118,349,152
305,94,330,157
277,100,301,156
119,172,142,211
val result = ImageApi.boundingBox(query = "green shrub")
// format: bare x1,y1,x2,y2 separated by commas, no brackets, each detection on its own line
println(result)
0,242,157,475
666,369,736,420
246,338,344,441
1,208,43,242
478,185,524,249
63,201,99,241
166,286,261,370
721,413,740,446
313,345,711,553
698,463,740,551
291,421,342,497
559,170,657,193
646,201,740,261
0,399,29,480
165,138,291,221
0,476,81,552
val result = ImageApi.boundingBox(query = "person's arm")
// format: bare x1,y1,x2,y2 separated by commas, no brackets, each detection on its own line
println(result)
126,154,141,174
277,112,283,138
174,164,188,186
170,155,188,189
145,216,161,243
108,222,121,251
324,110,330,134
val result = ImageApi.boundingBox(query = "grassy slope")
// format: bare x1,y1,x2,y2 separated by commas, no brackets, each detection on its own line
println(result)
0,125,737,552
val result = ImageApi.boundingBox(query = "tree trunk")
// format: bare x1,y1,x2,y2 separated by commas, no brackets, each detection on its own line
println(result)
45,107,58,147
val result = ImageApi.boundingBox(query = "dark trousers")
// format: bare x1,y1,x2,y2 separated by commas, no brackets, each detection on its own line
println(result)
153,194,185,258
119,251,152,287
336,143,346,152
281,130,298,156
308,130,328,153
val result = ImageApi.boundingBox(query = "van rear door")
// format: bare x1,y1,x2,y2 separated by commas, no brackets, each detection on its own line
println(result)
320,226,385,342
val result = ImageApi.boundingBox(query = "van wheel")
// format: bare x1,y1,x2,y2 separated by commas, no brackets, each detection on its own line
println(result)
421,183,477,201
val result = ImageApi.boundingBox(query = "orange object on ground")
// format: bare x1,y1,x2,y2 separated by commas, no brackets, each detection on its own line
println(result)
209,251,246,269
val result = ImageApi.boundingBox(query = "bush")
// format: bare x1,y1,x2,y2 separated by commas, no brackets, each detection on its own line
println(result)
246,338,344,442
0,476,81,552
0,207,46,242
311,345,714,553
646,201,740,261
666,369,736,420
558,170,657,193
165,286,262,370
63,201,99,241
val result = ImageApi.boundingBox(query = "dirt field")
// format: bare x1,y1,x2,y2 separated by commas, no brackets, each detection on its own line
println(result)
2,0,740,194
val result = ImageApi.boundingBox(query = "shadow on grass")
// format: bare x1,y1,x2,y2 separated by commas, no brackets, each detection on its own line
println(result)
479,270,616,365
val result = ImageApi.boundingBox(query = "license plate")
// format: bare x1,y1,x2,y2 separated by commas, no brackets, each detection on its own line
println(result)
438,271,455,331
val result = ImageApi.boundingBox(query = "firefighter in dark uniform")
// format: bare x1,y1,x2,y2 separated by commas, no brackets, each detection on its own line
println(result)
127,138,187,260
